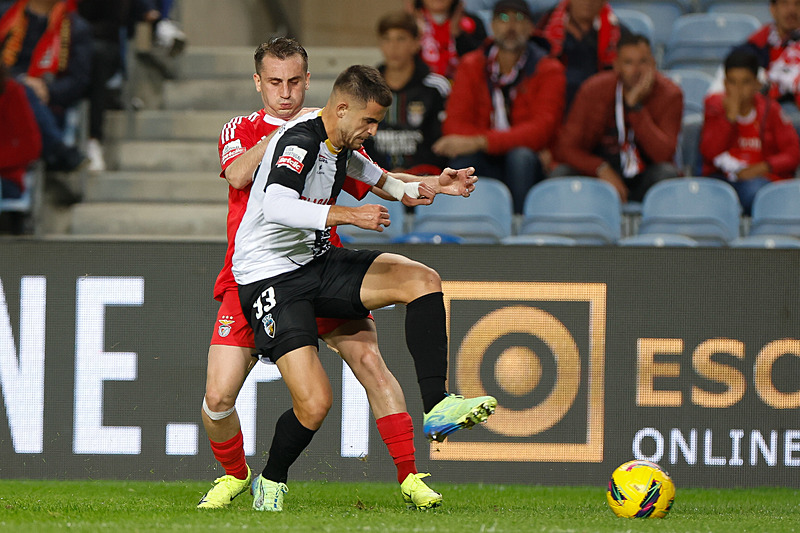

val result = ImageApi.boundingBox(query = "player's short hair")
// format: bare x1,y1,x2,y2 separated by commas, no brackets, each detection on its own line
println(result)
617,32,651,52
254,37,308,75
724,48,759,77
333,65,393,107
377,11,419,38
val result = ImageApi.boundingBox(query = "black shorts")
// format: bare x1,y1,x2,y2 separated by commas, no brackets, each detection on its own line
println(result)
238,247,382,363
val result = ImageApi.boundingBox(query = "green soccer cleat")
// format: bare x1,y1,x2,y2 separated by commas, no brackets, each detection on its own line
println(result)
251,474,289,512
423,393,497,442
197,465,252,509
401,473,443,510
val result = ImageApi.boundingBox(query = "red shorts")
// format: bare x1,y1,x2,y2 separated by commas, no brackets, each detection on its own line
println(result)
210,290,256,348
210,290,373,347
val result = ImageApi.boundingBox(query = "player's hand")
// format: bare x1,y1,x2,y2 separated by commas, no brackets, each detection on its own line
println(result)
350,204,391,232
427,167,478,197
402,182,435,207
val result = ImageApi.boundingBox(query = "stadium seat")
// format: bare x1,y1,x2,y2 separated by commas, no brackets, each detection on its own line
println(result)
613,9,656,49
677,112,704,176
635,177,742,246
501,234,578,246
411,177,513,244
747,179,800,238
392,231,463,244
517,177,622,245
526,0,558,16
730,235,800,249
610,1,684,53
663,13,761,72
618,233,699,247
705,2,772,25
665,69,713,115
334,192,405,244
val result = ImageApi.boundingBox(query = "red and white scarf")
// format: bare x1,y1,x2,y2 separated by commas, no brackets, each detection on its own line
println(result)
540,0,620,69
0,0,77,77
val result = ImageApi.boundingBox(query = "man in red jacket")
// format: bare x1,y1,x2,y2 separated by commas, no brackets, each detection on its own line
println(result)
433,0,566,213
701,49,800,214
553,33,682,203
0,63,41,199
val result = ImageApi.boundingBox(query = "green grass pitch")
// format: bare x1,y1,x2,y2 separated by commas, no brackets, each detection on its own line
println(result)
0,479,798,532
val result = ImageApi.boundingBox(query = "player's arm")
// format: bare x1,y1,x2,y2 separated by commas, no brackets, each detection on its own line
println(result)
224,129,281,189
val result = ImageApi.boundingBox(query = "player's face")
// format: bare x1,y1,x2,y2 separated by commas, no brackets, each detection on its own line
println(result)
379,28,420,70
253,54,309,120
614,43,653,91
337,99,387,150
772,0,800,37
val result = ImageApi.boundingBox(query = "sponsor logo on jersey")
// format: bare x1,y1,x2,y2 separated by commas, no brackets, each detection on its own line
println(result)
217,315,235,338
262,313,275,338
277,145,307,173
221,139,245,164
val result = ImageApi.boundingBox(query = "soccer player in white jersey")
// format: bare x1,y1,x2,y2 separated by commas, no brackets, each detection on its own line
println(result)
199,39,485,512
233,65,497,512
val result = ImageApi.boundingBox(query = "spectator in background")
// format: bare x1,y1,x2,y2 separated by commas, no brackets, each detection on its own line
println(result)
536,0,626,111
434,0,565,213
735,0,800,111
365,11,450,176
0,0,91,173
701,49,800,215
553,33,681,203
0,63,41,199
409,0,486,80
77,0,131,172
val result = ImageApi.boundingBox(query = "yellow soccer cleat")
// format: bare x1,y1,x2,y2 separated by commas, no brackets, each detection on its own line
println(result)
252,474,289,512
401,473,443,510
423,394,497,442
197,465,252,509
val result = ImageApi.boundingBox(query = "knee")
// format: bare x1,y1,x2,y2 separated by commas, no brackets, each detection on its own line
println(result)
295,392,332,429
408,263,442,298
203,389,236,413
348,344,391,385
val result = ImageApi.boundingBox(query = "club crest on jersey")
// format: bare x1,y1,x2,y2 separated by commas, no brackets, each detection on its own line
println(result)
407,101,426,128
262,313,275,338
217,315,235,337
277,145,307,173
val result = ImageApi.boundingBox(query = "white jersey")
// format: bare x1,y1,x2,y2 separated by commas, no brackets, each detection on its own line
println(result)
232,110,383,284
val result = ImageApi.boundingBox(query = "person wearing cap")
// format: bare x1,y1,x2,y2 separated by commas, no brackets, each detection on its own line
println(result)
433,0,566,213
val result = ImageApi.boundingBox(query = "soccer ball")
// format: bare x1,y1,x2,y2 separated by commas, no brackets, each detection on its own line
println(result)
606,460,675,518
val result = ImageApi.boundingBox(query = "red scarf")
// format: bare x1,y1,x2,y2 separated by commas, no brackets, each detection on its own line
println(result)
540,0,620,69
0,0,76,77
419,9,458,79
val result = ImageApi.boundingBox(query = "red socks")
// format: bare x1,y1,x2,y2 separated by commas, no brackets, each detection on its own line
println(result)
376,412,417,484
209,430,249,481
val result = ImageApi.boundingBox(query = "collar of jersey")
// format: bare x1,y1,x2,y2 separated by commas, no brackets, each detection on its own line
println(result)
261,112,287,126
324,139,342,155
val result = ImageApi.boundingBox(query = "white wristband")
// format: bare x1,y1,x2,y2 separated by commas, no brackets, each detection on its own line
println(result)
382,175,420,200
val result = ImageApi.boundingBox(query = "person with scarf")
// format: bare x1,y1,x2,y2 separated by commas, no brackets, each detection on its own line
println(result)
701,49,800,215
552,33,682,204
536,0,626,111
0,62,41,200
410,0,486,81
433,0,565,214
0,0,91,173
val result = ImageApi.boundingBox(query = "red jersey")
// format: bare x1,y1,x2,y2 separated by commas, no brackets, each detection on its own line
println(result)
215,108,372,301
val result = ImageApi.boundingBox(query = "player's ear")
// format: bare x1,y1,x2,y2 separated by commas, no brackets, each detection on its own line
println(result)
336,101,348,118
253,73,262,92
304,72,310,90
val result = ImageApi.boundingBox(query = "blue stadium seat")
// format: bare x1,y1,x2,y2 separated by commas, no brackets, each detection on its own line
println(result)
665,69,713,115
411,177,513,243
730,235,800,249
663,13,761,72
747,179,800,238
613,8,656,48
677,112,704,175
502,234,578,246
392,231,463,244
518,177,622,245
705,2,772,25
526,0,559,16
334,192,405,244
618,233,699,247
635,177,742,246
610,1,684,51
